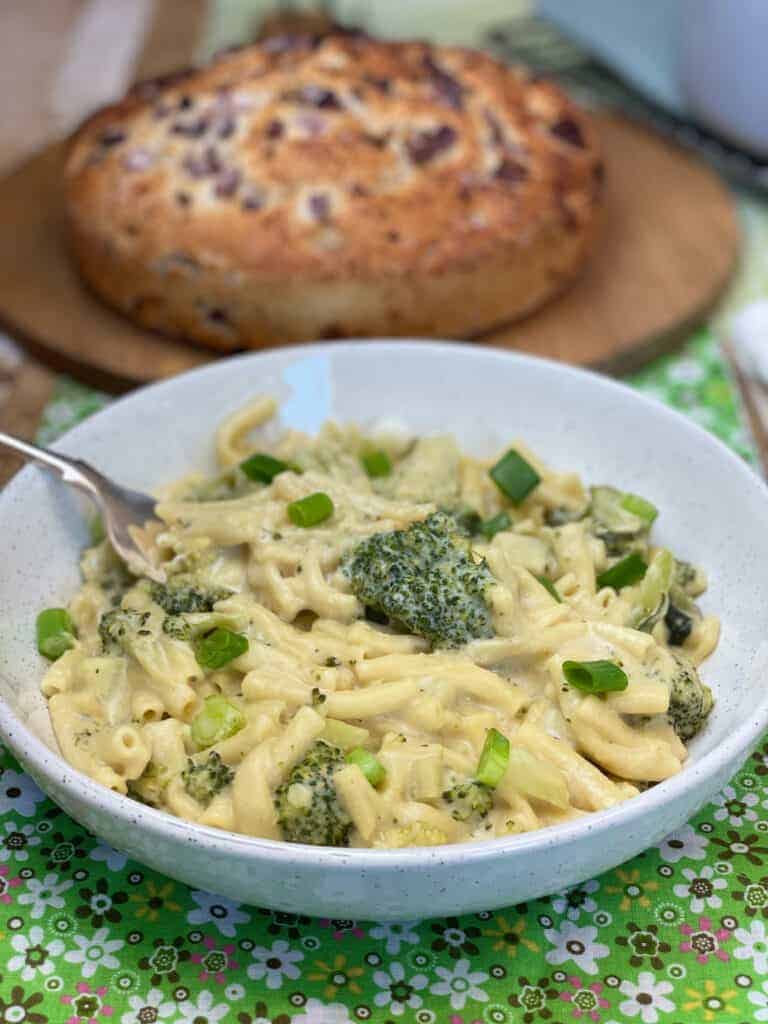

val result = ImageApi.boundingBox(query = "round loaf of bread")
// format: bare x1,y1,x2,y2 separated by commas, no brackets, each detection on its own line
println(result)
64,33,603,350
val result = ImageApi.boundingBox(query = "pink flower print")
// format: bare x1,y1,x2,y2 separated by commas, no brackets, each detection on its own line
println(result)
320,917,365,940
190,935,239,983
680,915,731,964
0,863,22,904
559,975,611,1021
449,1016,483,1024
61,982,113,1024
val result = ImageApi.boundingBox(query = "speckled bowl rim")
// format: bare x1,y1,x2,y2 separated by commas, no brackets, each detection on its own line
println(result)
1,340,768,872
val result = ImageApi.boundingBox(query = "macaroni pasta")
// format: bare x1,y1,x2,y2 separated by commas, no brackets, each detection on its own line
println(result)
40,400,717,848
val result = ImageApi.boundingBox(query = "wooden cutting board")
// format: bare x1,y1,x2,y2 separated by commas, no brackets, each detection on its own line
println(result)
0,112,739,392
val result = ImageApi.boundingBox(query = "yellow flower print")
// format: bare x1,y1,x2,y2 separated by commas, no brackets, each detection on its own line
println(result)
130,880,182,921
482,914,539,957
308,954,364,999
682,980,740,1021
606,868,659,912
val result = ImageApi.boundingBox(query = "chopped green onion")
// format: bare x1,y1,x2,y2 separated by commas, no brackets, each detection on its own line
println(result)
36,608,76,661
631,548,675,629
346,747,386,786
288,492,334,527
361,450,392,478
596,552,648,591
562,659,628,694
240,453,291,483
322,718,370,750
534,574,562,603
476,727,510,787
490,450,541,505
620,492,658,524
194,628,249,669
480,511,511,539
190,695,246,748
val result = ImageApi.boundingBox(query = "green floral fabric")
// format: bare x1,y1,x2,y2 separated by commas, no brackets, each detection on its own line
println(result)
0,327,765,1024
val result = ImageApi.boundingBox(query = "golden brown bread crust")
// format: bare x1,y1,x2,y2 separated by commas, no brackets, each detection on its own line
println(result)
64,34,603,350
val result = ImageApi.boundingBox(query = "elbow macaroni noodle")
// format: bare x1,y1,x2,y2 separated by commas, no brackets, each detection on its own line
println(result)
40,398,719,848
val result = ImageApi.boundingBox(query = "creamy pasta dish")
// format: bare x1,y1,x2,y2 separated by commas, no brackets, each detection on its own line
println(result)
38,397,718,849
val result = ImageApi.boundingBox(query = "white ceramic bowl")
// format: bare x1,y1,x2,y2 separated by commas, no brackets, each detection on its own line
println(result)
1,341,767,921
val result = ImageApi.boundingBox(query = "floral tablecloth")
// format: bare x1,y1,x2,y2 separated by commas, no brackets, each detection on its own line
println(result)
0,328,765,1024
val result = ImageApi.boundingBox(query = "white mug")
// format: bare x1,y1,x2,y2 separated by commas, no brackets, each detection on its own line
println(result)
680,0,768,157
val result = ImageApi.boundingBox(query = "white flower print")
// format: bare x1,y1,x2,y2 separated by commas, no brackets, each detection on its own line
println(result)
734,919,768,974
544,921,609,975
429,958,489,1011
89,839,128,871
0,821,41,862
64,926,123,978
7,925,64,980
187,890,251,937
368,921,421,955
17,872,73,918
121,988,176,1024
550,879,600,921
0,769,45,816
373,961,428,1016
657,824,707,864
246,939,303,989
668,359,705,385
749,980,768,1021
619,972,675,1023
174,990,229,1023
711,785,759,826
292,999,352,1024
672,865,728,913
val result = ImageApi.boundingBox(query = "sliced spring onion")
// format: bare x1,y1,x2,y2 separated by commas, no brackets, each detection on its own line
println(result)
240,453,291,483
194,628,249,669
322,718,370,750
346,747,386,786
480,511,511,539
534,574,562,603
504,747,569,809
631,548,674,630
476,727,510,787
288,492,334,527
489,450,541,505
620,492,658,524
361,450,392,478
36,608,76,661
596,552,648,591
562,659,628,694
190,695,246,748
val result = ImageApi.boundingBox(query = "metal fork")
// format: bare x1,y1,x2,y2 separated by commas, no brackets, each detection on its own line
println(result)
0,431,164,581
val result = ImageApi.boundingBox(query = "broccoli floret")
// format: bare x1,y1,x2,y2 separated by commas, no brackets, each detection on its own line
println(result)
449,506,483,537
342,512,494,648
667,655,713,741
98,608,152,654
274,740,351,847
181,752,234,806
162,615,192,642
149,579,231,616
442,781,494,822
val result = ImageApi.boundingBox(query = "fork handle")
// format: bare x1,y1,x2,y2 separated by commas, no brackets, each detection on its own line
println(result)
0,430,104,501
